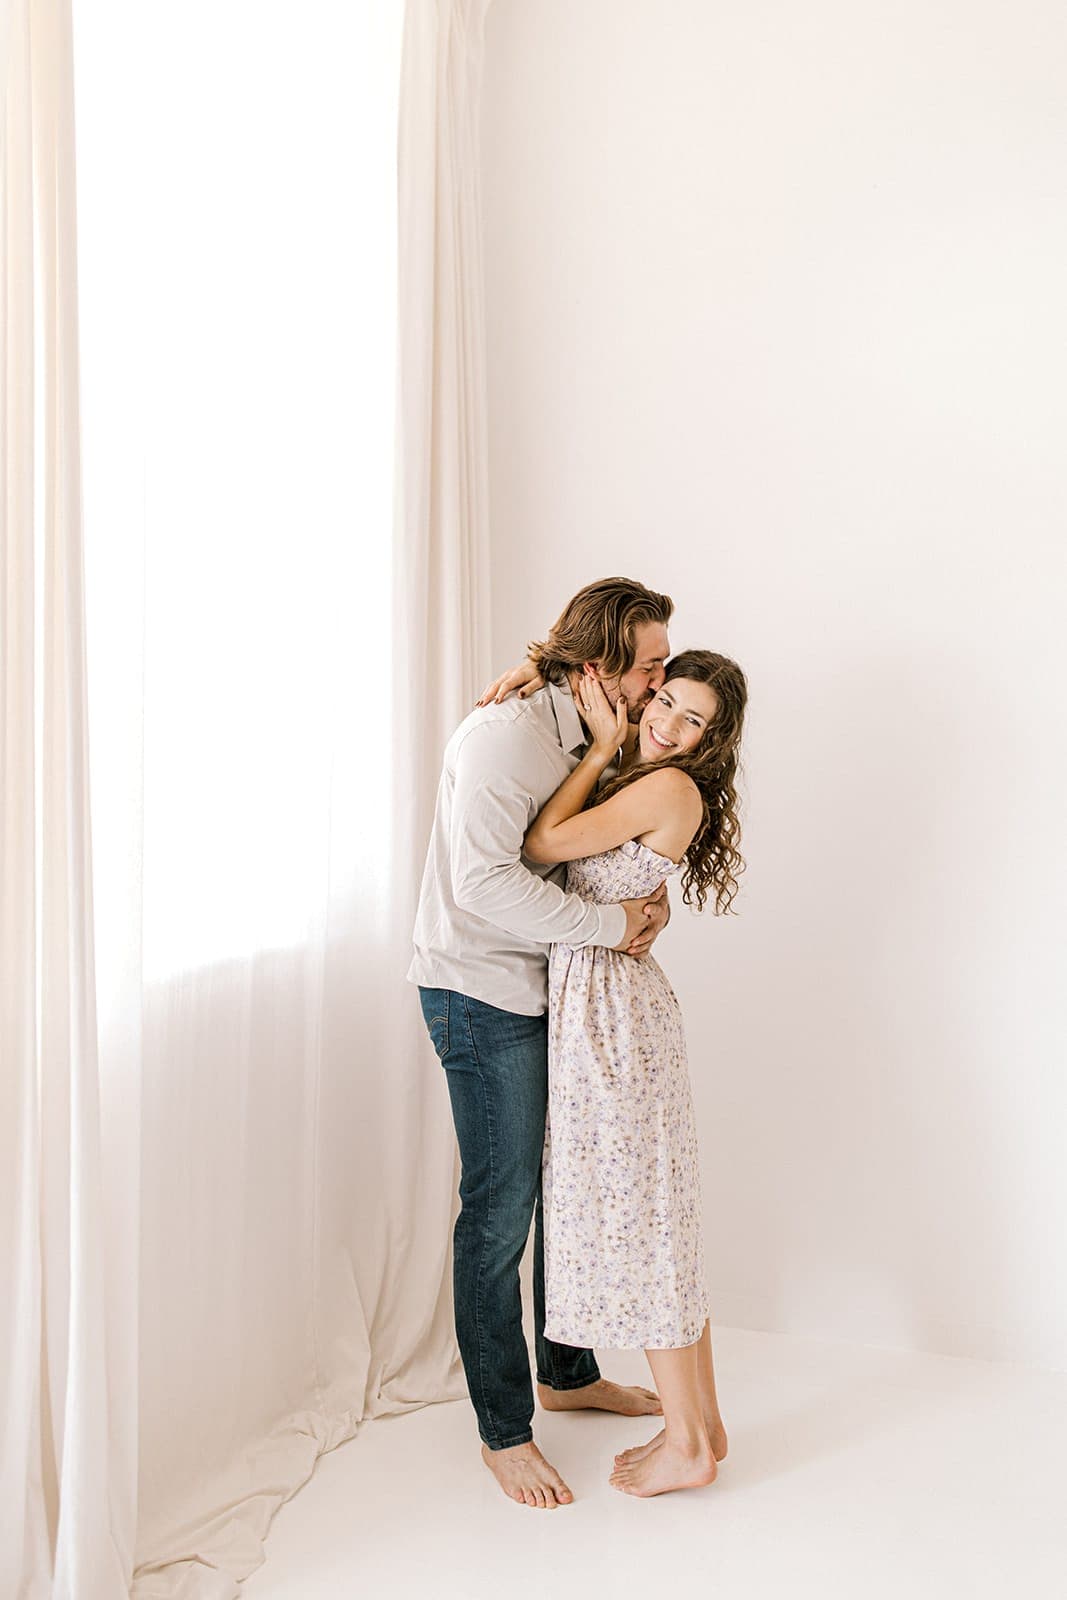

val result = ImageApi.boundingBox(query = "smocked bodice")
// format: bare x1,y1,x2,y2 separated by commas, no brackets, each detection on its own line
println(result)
563,838,679,905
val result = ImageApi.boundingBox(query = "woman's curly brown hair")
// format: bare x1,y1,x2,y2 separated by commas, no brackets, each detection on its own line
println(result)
593,649,748,914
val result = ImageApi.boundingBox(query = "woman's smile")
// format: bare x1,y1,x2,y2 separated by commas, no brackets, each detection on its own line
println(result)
646,724,677,754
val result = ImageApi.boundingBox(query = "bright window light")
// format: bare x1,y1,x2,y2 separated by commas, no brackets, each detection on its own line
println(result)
77,4,403,980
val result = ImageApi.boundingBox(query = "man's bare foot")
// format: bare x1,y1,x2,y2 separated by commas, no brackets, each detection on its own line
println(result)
609,1438,718,1498
537,1378,662,1416
481,1441,574,1509
614,1417,728,1468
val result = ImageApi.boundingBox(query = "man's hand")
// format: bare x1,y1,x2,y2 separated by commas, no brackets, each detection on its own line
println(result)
613,884,669,957
624,881,670,958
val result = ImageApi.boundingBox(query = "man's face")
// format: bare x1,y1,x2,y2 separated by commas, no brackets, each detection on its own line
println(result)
595,620,670,724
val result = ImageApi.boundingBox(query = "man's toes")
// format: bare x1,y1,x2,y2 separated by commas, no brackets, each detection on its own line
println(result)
544,1467,572,1503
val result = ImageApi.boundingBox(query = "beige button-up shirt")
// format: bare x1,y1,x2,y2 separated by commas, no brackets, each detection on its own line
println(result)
408,681,628,1015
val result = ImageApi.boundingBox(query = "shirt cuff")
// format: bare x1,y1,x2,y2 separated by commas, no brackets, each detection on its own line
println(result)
598,903,628,949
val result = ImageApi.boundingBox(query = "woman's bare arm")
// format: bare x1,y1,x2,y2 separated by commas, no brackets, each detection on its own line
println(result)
525,763,700,866
524,676,701,866
476,652,544,706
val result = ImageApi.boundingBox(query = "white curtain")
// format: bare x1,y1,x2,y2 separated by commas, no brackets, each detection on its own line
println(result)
1,1,128,1596
395,0,494,851
3,0,496,1595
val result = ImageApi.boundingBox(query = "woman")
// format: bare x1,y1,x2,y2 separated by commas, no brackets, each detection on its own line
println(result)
523,649,747,1498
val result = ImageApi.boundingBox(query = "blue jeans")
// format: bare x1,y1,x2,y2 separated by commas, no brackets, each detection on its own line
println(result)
419,986,601,1449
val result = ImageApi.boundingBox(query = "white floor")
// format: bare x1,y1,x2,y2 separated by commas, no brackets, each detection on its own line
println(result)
247,1326,1066,1600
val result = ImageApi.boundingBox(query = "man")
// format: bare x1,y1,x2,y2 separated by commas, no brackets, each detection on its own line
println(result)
409,577,674,1509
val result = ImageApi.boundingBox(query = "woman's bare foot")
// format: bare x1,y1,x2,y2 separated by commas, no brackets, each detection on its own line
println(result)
536,1378,662,1416
481,1441,574,1508
609,1438,718,1498
614,1417,728,1468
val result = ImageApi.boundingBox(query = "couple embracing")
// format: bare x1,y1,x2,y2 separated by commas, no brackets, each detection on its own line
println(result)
409,577,747,1504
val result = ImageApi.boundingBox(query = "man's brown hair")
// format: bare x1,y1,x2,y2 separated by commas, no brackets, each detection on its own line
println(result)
531,577,674,686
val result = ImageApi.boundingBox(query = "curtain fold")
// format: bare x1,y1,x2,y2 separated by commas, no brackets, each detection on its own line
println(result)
396,0,494,827
1,6,48,1589
1,1,134,1595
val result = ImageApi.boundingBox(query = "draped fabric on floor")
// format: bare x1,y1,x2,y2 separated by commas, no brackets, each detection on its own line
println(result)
2,1,496,1594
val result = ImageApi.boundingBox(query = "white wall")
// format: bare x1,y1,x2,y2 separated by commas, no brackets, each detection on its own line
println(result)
482,0,1067,1368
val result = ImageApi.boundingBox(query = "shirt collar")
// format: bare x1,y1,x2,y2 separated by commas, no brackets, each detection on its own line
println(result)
548,679,588,756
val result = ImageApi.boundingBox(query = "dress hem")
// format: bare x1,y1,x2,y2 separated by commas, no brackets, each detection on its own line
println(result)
543,1318,707,1352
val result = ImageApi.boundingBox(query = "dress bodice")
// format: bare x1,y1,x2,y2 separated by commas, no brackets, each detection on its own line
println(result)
564,838,680,904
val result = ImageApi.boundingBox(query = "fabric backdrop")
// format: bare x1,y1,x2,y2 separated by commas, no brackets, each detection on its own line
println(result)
2,2,120,1595
3,1,496,1594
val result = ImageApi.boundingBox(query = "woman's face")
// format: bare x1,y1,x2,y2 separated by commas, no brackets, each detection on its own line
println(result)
638,678,719,762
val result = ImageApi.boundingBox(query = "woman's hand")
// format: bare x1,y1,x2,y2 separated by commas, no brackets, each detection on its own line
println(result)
476,656,544,706
576,671,628,760
618,719,640,770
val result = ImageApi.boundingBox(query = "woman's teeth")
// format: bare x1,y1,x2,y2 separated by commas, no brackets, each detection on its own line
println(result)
649,727,674,750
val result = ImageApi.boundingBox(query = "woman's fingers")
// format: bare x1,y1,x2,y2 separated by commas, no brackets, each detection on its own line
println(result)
475,661,545,706
580,671,626,752
517,669,545,700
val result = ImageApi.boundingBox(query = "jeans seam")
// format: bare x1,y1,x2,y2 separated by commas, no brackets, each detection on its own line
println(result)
538,1189,563,1387
463,993,502,1448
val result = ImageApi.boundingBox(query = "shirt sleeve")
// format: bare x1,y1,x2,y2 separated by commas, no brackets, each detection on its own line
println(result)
449,721,628,950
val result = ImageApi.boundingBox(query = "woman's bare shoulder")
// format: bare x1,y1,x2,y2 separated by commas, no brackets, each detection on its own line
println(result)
629,767,703,859
629,765,702,809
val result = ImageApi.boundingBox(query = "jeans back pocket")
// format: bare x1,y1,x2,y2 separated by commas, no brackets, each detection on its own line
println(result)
419,988,450,1060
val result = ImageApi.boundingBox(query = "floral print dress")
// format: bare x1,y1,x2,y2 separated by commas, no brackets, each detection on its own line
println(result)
542,838,710,1350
